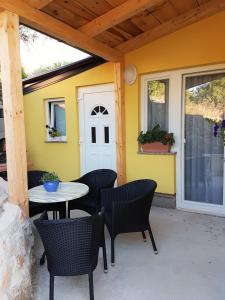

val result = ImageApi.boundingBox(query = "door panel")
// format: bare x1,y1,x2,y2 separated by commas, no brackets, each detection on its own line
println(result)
81,87,116,173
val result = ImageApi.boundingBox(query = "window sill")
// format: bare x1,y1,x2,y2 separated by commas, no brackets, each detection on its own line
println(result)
45,141,67,143
137,151,176,156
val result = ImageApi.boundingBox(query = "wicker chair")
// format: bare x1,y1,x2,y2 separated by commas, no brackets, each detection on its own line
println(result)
102,179,158,265
68,169,117,217
34,211,107,300
28,170,66,219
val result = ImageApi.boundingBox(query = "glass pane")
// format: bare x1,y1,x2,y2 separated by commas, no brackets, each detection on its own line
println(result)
91,127,96,143
147,79,169,130
100,106,105,113
54,102,66,136
104,127,109,143
184,73,225,205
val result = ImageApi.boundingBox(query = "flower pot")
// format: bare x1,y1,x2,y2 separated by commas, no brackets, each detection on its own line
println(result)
43,180,59,192
140,142,171,153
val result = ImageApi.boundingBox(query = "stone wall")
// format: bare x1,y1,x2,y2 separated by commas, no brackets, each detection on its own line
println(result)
0,178,34,300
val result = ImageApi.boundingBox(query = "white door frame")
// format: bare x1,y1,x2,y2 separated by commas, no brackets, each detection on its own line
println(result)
141,63,225,216
179,64,225,216
77,83,116,175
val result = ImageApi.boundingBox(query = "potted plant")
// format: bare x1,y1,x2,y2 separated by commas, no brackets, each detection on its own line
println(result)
137,124,175,153
46,125,63,141
41,171,60,192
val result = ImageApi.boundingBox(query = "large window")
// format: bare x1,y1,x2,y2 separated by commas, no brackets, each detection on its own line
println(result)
141,76,169,132
45,99,66,142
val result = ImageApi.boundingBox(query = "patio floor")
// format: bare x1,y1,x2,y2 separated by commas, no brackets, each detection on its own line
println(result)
31,207,225,300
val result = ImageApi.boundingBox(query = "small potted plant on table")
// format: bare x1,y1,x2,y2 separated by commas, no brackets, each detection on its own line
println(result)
41,171,59,192
138,124,175,153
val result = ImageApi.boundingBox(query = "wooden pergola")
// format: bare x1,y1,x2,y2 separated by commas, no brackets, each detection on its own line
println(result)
0,0,224,217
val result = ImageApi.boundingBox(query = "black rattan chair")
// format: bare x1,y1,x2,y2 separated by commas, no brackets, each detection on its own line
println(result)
28,170,66,219
34,211,107,300
102,179,158,265
68,169,117,217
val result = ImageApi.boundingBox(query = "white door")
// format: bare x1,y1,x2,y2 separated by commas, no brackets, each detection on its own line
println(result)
78,84,116,174
181,70,225,215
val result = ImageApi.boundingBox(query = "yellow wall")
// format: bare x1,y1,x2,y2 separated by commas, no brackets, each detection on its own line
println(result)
24,63,114,181
124,10,225,194
24,11,225,194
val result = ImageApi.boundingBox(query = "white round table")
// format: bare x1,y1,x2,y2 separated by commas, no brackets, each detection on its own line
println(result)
28,182,89,218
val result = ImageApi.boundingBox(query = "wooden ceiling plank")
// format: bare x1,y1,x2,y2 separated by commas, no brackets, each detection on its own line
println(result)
53,0,96,21
43,2,87,28
96,31,124,47
131,11,160,31
78,0,166,37
169,0,198,13
74,0,112,15
152,1,178,23
0,0,122,61
110,27,133,39
105,0,126,5
25,0,53,9
117,0,225,53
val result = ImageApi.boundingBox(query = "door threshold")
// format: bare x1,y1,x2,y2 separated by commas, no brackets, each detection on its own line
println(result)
176,206,225,218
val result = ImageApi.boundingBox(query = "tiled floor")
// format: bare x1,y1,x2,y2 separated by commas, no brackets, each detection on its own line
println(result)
32,207,225,300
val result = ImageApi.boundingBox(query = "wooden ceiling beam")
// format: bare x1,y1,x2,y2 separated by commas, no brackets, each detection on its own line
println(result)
0,0,123,61
116,0,225,53
24,0,53,9
79,0,166,37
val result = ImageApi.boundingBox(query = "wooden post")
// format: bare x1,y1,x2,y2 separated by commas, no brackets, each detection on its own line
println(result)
114,60,126,185
0,10,28,217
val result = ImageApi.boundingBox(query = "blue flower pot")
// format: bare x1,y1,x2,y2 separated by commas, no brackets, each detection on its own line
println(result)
43,180,59,192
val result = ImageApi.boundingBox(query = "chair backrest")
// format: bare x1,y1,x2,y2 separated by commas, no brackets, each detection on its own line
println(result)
27,170,47,189
122,179,157,220
102,179,157,220
75,169,117,203
122,179,157,202
102,179,157,233
34,212,104,276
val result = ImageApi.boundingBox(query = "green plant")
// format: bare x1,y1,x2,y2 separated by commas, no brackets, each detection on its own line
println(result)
41,172,59,183
137,124,175,145
46,125,61,138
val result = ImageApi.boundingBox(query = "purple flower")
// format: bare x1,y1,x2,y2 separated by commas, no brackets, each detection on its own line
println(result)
214,123,219,136
222,120,225,128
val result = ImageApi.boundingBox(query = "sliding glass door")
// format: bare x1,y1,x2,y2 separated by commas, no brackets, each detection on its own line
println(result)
184,72,225,211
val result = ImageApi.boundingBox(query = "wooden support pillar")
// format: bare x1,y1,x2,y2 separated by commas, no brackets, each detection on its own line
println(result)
114,60,126,185
0,10,28,217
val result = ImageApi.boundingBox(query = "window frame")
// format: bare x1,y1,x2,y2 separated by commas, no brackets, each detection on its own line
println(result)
141,73,171,132
45,98,67,142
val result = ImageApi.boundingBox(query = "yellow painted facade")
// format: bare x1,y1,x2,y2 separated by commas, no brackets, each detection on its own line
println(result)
24,11,225,194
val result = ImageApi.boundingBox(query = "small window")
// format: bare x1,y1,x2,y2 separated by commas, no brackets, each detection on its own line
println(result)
91,106,108,116
104,127,109,143
147,79,169,131
46,99,66,142
91,127,96,143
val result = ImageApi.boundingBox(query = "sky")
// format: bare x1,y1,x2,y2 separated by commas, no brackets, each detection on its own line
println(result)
20,29,90,74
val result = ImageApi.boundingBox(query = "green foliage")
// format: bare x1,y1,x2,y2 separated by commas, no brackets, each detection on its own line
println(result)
31,61,71,76
41,172,59,183
46,125,61,138
19,25,39,45
137,124,175,145
148,80,165,103
21,67,28,79
186,77,225,105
